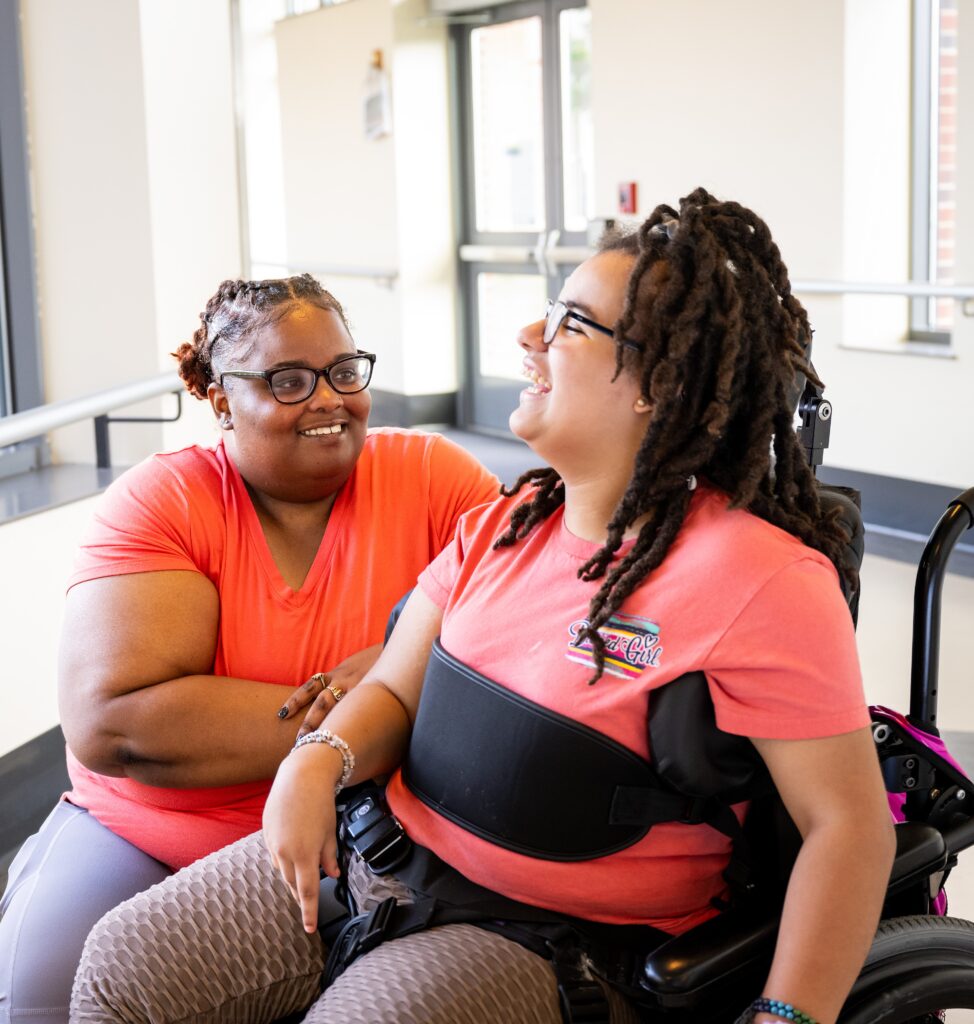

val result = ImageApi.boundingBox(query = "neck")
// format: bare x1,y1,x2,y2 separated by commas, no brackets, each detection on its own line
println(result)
561,466,646,544
246,485,338,532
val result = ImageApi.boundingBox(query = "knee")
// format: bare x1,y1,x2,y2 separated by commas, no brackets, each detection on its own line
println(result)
70,906,148,1024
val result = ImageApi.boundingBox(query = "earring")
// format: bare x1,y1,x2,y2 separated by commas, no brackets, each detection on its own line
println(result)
687,475,697,491
634,397,649,411
220,416,232,430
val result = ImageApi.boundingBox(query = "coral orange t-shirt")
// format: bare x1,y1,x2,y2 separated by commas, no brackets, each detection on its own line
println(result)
386,483,869,934
66,428,498,868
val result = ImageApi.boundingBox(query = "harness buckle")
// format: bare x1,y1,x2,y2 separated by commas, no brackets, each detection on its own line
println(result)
679,796,716,825
340,789,413,875
347,896,398,960
554,962,612,1024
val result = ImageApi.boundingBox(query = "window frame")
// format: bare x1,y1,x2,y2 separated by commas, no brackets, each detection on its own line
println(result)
0,0,45,435
909,0,953,343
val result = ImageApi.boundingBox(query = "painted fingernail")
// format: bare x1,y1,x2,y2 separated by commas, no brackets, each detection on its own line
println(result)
277,706,289,719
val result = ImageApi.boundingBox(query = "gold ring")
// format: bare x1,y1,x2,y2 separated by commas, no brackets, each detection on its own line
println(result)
326,685,346,703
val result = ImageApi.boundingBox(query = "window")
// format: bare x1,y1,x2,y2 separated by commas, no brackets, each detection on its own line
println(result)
455,0,593,433
911,0,957,340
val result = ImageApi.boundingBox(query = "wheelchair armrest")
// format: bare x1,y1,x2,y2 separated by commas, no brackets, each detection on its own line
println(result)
641,822,948,1009
886,820,947,894
641,905,778,1008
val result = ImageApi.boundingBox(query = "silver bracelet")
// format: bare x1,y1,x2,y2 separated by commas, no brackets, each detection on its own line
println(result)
291,728,355,794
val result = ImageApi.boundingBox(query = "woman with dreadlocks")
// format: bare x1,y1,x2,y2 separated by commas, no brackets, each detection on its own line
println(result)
71,192,893,1024
0,274,499,1024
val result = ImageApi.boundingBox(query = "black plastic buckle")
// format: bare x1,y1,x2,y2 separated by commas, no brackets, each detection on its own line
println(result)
341,790,413,875
554,963,611,1024
679,796,714,826
347,896,398,960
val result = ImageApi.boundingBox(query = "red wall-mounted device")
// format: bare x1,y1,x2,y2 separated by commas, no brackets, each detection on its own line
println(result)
618,181,638,214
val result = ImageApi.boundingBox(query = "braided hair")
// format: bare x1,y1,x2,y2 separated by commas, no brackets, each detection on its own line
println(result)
496,188,854,682
173,274,349,399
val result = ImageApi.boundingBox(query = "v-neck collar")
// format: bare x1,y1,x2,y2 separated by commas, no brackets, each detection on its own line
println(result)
225,445,354,605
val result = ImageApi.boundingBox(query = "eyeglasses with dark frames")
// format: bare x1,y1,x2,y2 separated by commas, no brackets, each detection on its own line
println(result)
220,351,377,405
543,299,645,352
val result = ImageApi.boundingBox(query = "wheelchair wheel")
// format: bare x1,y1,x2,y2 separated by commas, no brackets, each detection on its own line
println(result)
840,916,974,1024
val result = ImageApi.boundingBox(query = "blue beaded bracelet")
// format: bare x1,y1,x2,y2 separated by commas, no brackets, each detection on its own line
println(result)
750,997,819,1024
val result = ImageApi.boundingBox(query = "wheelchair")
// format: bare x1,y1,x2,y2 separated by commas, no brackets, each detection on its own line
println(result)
343,484,974,1023
636,481,974,1023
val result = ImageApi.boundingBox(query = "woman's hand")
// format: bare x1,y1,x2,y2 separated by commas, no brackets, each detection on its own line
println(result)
263,742,345,933
276,643,383,736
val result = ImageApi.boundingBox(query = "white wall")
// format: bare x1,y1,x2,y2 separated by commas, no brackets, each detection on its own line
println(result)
19,0,162,466
18,0,239,465
138,0,244,451
274,0,456,396
0,499,96,757
842,0,911,349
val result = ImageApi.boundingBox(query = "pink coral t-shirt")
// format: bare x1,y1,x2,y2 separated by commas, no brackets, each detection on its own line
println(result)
66,428,499,868
386,483,868,933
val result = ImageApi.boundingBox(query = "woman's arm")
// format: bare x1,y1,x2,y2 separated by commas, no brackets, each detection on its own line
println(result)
263,587,443,931
751,727,896,1024
58,571,379,788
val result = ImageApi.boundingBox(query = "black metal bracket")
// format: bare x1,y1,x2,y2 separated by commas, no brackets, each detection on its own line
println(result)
93,390,183,470
797,380,832,472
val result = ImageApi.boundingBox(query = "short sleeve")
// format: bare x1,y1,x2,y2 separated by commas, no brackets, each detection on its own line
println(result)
418,524,465,609
424,435,500,551
67,456,204,590
706,557,869,740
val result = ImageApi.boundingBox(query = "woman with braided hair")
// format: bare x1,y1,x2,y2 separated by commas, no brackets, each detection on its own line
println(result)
0,274,499,1024
71,192,893,1024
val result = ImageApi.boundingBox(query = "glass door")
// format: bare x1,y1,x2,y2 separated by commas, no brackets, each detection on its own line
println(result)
455,0,593,433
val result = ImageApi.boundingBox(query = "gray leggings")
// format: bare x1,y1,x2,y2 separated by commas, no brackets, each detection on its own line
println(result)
70,830,640,1024
0,801,171,1024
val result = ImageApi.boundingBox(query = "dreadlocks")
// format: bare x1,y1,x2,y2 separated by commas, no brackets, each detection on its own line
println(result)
495,188,854,682
174,274,349,399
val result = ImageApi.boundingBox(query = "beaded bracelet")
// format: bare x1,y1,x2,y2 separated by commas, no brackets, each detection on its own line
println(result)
742,998,818,1024
291,728,355,794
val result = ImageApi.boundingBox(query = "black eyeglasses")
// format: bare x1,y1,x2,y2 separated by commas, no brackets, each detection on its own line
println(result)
543,299,645,352
220,351,377,404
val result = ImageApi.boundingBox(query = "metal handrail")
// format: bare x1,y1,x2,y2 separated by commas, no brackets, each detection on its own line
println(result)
458,243,974,302
795,280,974,300
0,371,182,450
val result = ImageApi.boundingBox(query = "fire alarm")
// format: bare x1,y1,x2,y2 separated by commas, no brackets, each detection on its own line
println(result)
618,182,638,215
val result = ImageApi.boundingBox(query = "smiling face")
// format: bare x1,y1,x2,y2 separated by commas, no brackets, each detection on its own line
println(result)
208,301,371,504
509,251,648,480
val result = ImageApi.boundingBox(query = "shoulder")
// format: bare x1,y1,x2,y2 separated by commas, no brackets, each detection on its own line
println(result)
126,443,223,494
452,486,541,549
678,484,840,587
362,427,472,465
97,444,226,520
359,428,498,492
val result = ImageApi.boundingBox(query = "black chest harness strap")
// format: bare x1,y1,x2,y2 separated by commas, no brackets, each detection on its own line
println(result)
402,639,745,857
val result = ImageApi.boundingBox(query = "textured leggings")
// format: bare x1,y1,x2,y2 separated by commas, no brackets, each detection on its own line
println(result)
70,831,640,1024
